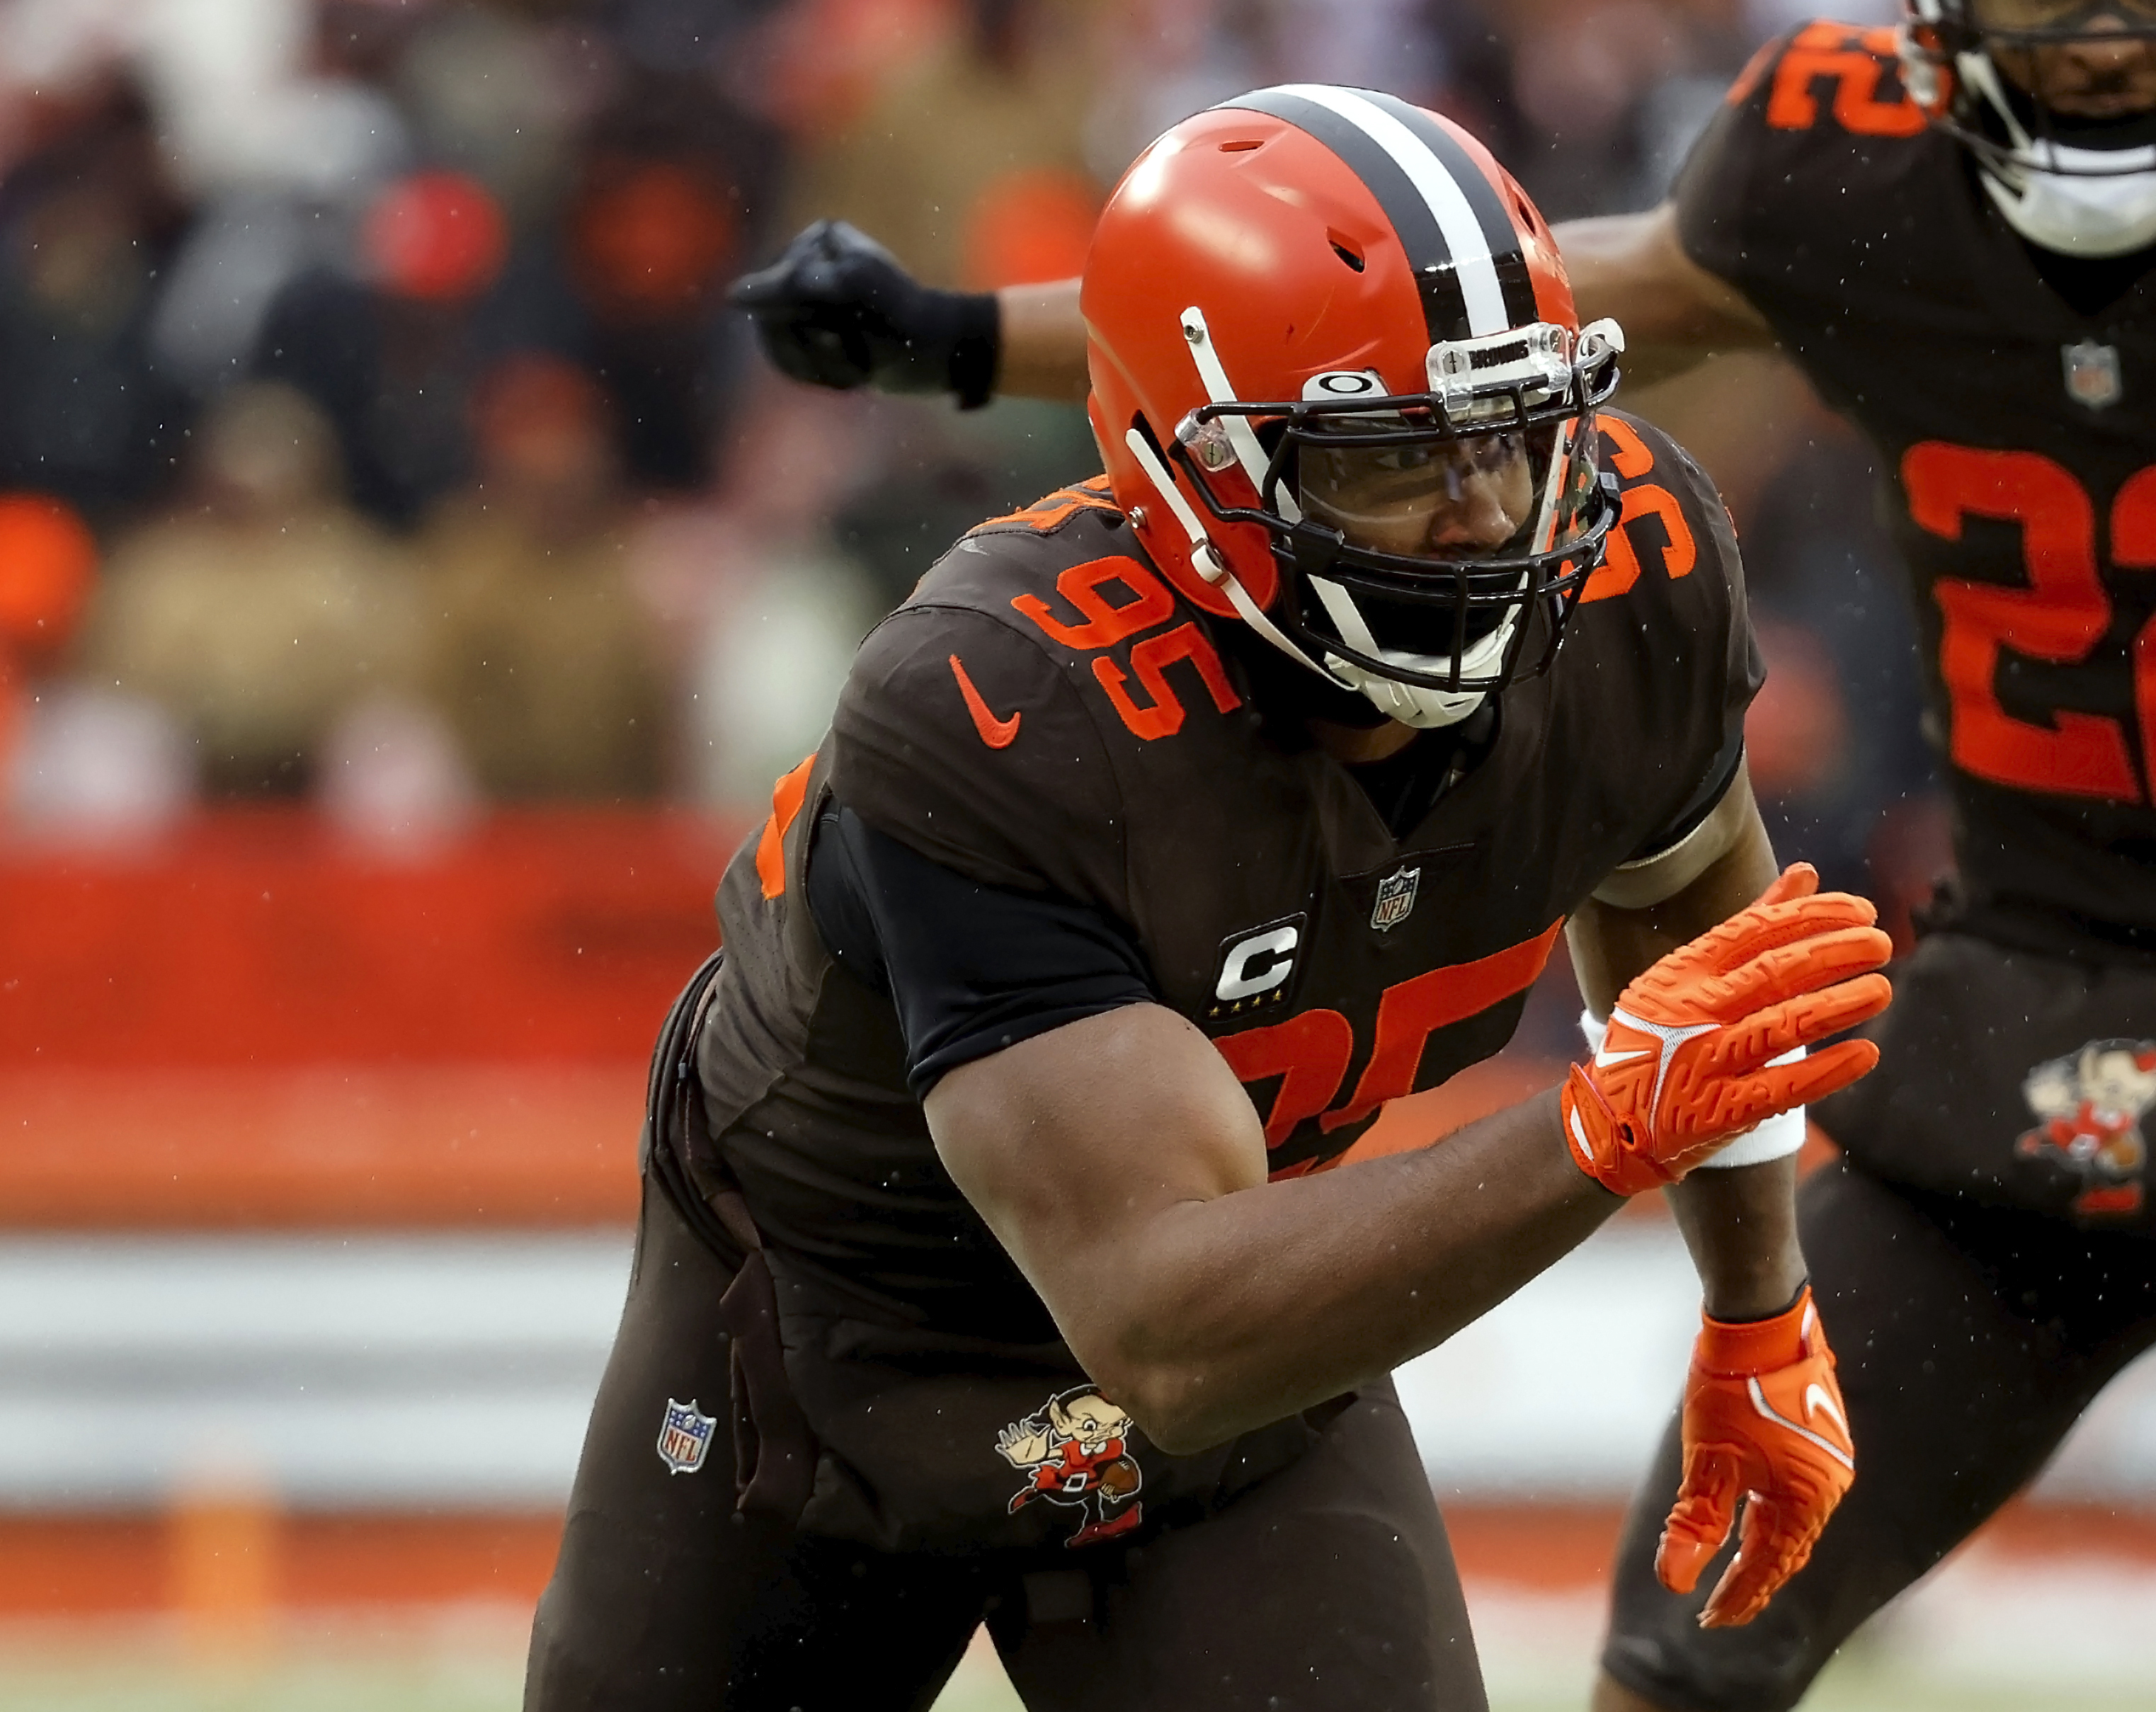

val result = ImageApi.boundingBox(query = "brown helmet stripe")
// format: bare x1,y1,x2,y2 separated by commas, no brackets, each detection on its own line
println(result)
1216,85,1532,342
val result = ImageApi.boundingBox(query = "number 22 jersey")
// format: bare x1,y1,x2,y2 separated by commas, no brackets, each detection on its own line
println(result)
1677,20,2156,954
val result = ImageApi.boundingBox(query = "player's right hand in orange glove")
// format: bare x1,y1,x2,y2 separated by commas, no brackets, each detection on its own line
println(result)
1561,864,1892,1196
1656,1285,1856,1626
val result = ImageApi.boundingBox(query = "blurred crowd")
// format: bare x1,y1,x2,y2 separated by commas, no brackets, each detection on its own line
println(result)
0,0,1937,935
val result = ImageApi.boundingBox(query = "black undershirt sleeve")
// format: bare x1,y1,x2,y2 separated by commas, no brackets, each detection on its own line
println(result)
805,801,1157,1097
1625,723,1747,867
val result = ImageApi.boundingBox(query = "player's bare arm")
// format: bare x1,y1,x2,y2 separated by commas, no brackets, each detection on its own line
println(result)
1567,765,1866,1626
926,1004,1602,1454
1548,205,1775,388
734,201,1775,406
1569,763,1805,1324
930,801,1886,1458
996,278,1089,402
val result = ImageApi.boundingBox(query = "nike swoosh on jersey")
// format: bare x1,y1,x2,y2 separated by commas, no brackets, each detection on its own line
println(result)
1803,1382,1848,1439
949,654,1021,748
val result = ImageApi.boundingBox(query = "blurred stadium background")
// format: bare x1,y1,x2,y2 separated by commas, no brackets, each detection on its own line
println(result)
0,0,2149,1708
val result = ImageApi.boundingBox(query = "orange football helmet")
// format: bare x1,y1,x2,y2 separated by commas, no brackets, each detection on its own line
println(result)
1085,86,1624,729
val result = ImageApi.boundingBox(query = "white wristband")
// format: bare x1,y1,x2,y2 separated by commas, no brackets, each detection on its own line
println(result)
1578,1010,1806,1167
1697,1066,1808,1168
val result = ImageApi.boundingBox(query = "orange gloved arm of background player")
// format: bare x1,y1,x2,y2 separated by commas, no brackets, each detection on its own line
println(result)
1568,769,1883,1626
1656,1286,1854,1626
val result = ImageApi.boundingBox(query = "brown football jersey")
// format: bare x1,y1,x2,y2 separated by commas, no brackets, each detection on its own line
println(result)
688,411,1759,1347
1677,21,2156,953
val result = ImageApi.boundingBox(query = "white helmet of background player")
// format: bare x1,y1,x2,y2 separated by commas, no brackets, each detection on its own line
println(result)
1903,0,2156,255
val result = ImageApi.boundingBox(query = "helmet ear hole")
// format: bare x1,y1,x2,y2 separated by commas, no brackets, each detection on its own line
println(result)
1327,232,1366,273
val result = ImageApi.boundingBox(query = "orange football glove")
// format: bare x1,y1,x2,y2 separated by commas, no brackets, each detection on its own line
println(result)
1656,1286,1855,1627
1561,864,1892,1197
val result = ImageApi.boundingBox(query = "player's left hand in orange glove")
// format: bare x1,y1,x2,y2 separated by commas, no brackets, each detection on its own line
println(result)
1561,863,1893,1197
1655,1284,1855,1628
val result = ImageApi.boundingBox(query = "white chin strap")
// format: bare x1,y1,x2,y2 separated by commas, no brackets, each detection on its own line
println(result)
1121,426,1498,729
1304,571,1512,729
1961,51,2156,256
1121,300,1519,731
1320,638,1505,730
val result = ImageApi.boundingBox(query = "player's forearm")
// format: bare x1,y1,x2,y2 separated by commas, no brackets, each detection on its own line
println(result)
1100,1091,1617,1453
935,1010,1616,1454
1667,1155,1807,1320
1568,785,1779,1014
1551,207,1774,388
993,279,1089,401
1572,811,1811,1318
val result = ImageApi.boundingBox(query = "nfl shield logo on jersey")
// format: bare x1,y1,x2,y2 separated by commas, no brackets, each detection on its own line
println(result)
656,1398,717,1475
1371,865,1420,932
2063,340,2123,411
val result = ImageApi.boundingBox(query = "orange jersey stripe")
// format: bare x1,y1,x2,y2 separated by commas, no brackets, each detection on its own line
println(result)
755,753,818,899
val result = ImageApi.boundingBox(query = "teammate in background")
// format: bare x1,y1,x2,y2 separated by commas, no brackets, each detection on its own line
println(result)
531,90,1893,1710
731,7,2156,1711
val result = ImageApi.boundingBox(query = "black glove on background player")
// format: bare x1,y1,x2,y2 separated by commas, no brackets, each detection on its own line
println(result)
728,220,1000,409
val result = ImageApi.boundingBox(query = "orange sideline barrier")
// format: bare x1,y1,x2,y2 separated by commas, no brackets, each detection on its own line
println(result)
0,1513,561,1617
1,1497,2146,1617
0,809,738,1067
0,810,1748,1227
0,1065,644,1226
0,811,737,1227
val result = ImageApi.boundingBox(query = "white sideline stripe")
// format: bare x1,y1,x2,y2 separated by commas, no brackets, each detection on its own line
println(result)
1270,83,1508,336
10,1235,2156,1505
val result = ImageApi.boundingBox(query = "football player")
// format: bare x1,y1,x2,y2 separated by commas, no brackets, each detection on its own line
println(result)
532,90,1893,1710
730,7,2156,1712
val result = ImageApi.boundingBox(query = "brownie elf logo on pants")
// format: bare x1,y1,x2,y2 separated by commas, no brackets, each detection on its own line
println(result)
2017,1038,2156,1217
656,1398,717,1473
995,1386,1144,1548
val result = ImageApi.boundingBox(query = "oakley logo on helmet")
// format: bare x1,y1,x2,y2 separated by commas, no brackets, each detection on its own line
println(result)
1303,370,1387,399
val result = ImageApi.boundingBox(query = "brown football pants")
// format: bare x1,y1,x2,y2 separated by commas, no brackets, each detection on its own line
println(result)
1602,1160,2156,1712
524,1174,1488,1712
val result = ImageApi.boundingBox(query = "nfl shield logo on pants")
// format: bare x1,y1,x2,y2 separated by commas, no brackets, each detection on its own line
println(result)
2063,339,2123,410
1371,864,1420,932
656,1398,717,1475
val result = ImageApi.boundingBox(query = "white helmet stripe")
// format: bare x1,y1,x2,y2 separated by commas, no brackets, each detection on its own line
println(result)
1179,306,1302,524
1266,84,1510,336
